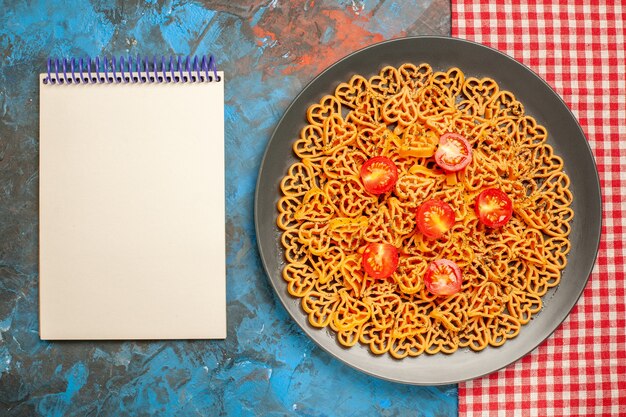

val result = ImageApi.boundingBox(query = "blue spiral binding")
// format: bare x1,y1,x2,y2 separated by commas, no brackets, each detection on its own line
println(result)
44,54,219,85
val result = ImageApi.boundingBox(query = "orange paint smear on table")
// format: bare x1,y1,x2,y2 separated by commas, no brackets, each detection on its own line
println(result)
252,25,277,47
281,9,384,76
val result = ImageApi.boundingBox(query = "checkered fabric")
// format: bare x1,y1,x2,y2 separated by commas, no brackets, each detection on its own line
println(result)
452,2,626,416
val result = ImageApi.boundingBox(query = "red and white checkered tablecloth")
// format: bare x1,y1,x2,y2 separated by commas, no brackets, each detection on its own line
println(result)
452,1,626,416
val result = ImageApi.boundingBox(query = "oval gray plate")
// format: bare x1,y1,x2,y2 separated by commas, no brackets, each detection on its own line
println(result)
254,36,602,385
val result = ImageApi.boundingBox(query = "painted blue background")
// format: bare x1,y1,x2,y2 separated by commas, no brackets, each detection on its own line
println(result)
0,1,456,415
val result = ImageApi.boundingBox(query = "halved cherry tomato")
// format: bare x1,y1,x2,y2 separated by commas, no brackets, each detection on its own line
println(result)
434,133,472,172
416,199,455,239
361,243,399,279
424,259,463,296
475,188,513,228
360,156,398,195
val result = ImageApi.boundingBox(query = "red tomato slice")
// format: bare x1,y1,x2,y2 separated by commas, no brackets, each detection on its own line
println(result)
434,133,472,172
424,259,463,296
361,243,399,279
359,156,398,195
475,188,513,228
416,199,455,239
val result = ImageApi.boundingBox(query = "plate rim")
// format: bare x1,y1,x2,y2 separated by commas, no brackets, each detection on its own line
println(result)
254,35,602,385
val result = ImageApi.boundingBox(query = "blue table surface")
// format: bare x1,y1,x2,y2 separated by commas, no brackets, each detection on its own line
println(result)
0,1,457,415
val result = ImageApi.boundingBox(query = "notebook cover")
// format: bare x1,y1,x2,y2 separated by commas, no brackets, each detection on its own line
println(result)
38,70,226,340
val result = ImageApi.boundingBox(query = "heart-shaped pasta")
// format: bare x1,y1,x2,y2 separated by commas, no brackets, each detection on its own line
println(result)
322,114,357,154
293,125,325,160
398,62,433,90
369,65,402,98
276,63,573,358
335,74,370,109
382,87,420,128
306,95,342,126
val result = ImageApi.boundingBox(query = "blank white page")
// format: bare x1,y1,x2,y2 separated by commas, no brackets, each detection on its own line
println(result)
39,73,225,340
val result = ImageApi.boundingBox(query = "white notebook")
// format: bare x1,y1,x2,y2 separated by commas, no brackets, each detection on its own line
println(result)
39,56,226,340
